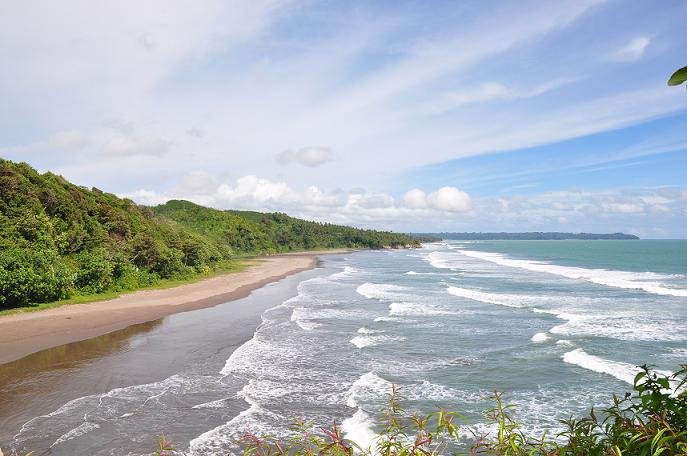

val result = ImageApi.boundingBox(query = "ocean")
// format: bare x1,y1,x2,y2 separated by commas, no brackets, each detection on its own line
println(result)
4,240,687,455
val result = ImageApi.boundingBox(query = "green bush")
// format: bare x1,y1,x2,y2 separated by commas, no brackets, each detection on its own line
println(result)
0,248,73,308
74,249,114,293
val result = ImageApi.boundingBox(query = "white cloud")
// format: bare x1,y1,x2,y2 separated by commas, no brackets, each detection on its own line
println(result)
439,82,510,108
104,133,170,157
48,130,89,151
640,195,672,206
276,147,333,167
403,189,428,209
120,179,686,235
185,127,205,138
429,77,579,113
217,175,294,206
610,36,651,62
427,187,472,212
3,129,89,155
122,175,472,225
601,202,644,214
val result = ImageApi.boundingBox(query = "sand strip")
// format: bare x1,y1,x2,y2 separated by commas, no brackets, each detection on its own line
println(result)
0,253,333,365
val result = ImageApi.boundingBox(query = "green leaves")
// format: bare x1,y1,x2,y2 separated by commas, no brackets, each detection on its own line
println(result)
668,66,687,86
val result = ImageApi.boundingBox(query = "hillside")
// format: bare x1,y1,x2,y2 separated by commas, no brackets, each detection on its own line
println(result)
418,232,639,240
0,159,418,310
155,200,417,252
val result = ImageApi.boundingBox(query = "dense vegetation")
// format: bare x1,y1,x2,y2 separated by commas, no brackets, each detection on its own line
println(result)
227,364,686,455
418,232,639,241
155,200,419,253
0,159,418,310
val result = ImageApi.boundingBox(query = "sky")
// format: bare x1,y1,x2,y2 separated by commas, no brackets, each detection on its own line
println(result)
1,0,686,238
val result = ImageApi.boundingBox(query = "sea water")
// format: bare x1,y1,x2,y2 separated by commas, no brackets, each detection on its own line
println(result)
6,240,687,454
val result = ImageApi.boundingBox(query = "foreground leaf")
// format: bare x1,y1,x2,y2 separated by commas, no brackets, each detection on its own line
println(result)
668,66,687,86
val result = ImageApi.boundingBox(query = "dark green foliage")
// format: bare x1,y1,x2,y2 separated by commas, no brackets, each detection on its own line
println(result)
0,159,419,309
154,200,419,254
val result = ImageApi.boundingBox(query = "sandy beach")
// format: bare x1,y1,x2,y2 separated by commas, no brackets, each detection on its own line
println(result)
0,253,334,365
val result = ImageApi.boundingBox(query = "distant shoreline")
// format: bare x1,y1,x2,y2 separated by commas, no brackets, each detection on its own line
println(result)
0,251,349,365
415,232,639,241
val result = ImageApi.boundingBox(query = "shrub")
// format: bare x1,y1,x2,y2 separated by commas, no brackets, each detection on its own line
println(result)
75,249,114,293
0,248,73,308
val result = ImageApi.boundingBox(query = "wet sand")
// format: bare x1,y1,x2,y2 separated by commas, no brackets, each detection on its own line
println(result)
0,264,331,451
0,253,330,365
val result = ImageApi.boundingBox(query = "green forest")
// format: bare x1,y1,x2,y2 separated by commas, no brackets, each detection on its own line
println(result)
0,159,419,310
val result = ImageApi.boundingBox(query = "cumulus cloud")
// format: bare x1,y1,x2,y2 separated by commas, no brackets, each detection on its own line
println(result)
403,189,428,209
276,147,333,167
120,178,687,235
122,174,473,225
427,186,472,212
610,36,651,62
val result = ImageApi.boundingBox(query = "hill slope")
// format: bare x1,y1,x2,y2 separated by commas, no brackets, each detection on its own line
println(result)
155,200,417,252
0,159,418,310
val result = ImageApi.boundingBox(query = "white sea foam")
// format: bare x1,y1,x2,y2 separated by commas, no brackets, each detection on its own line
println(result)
350,334,405,348
192,398,229,409
189,384,282,455
356,282,409,301
405,271,437,275
404,381,486,403
459,249,687,297
531,332,550,343
330,266,358,280
290,306,363,325
562,349,647,385
357,327,383,334
447,287,687,341
447,287,526,308
388,302,457,316
342,408,378,452
373,316,416,323
295,320,322,330
346,372,392,408
14,373,216,449
425,251,463,270
548,311,687,342
50,422,100,448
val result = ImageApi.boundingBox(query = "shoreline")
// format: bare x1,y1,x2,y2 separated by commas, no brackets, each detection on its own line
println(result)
0,251,345,365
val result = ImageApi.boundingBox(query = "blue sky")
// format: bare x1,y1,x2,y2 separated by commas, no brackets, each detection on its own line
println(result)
1,0,686,237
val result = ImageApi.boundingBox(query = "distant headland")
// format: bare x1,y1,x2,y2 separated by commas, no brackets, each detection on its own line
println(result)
414,232,640,241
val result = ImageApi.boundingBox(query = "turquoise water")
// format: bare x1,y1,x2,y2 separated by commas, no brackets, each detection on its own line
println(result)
7,241,687,454
467,240,687,274
191,240,687,452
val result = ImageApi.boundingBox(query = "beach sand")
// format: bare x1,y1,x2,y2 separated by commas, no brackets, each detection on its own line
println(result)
0,252,336,365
